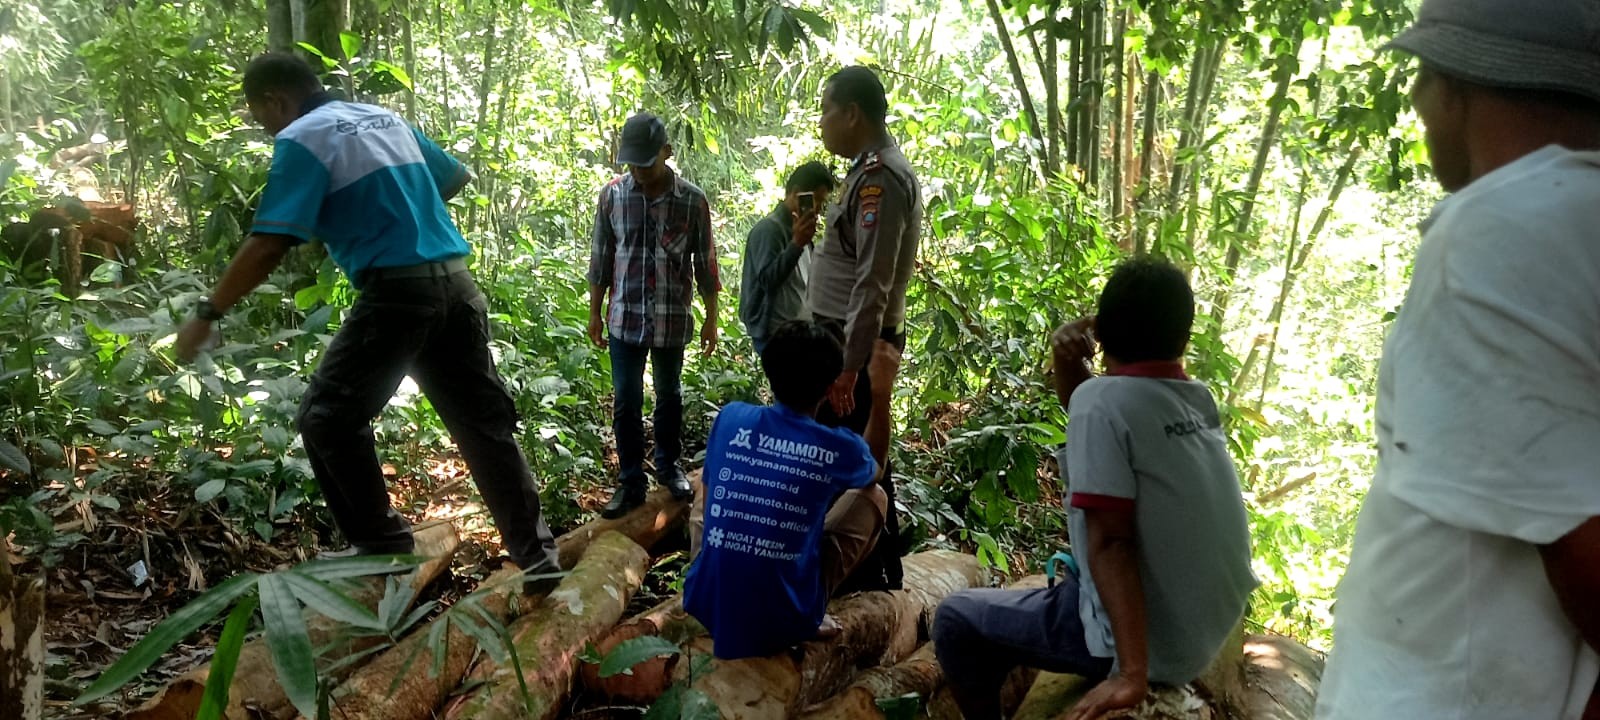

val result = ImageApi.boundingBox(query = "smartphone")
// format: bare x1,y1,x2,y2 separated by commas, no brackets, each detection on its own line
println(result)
797,192,816,214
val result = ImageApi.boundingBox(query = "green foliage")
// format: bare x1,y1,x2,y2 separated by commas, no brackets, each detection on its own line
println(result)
596,635,682,678
76,555,420,719
9,0,1435,690
582,636,718,720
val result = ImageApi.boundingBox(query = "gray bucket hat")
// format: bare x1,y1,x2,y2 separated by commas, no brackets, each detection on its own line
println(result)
1387,0,1600,104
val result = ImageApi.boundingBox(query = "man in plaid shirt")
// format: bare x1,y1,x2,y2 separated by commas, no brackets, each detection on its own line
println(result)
587,112,720,518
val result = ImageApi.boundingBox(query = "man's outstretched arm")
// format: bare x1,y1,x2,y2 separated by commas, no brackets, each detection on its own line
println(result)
175,233,294,361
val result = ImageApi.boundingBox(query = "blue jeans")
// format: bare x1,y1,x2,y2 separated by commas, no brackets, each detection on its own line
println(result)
609,337,684,488
932,573,1114,720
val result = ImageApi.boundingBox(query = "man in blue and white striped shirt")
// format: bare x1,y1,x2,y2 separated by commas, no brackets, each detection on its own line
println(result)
176,52,561,594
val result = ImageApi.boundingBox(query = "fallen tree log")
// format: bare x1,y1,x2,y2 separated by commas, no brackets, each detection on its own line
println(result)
0,551,44,720
580,595,706,702
445,531,649,720
556,484,691,571
796,642,942,720
673,550,983,719
1240,634,1324,720
804,574,1048,720
133,484,688,720
1010,631,1323,720
126,522,462,720
324,567,523,720
326,488,691,720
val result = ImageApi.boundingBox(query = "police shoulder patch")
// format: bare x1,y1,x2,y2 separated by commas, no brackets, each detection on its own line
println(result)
857,184,884,199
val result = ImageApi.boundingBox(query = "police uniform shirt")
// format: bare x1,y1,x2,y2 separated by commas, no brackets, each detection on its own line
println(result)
807,143,922,370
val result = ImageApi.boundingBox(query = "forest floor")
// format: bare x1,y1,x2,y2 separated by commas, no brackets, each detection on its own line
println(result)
17,450,691,720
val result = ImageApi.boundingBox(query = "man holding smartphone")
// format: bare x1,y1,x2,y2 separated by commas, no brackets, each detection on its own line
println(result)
739,161,836,353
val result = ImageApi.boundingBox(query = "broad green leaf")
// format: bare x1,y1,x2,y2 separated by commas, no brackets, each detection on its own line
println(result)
86,419,119,436
296,555,422,581
578,640,604,665
259,574,319,720
452,611,509,665
680,688,720,720
231,459,278,478
1234,405,1270,428
105,317,160,336
294,285,324,310
202,209,242,251
0,439,30,474
195,479,227,503
646,684,719,720
280,570,386,631
1025,422,1066,446
302,304,334,334
339,31,361,59
598,635,681,678
128,419,165,434
261,426,291,452
375,575,415,630
196,594,259,720
77,573,261,704
426,613,452,679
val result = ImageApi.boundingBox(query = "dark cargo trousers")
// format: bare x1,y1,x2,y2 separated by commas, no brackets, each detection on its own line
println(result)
295,266,560,575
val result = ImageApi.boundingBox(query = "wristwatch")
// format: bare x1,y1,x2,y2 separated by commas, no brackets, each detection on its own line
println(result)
195,298,226,322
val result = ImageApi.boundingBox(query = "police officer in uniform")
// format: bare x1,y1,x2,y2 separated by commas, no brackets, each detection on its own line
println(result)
810,65,922,592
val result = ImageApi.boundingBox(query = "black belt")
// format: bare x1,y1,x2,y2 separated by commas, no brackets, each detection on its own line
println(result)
359,258,468,286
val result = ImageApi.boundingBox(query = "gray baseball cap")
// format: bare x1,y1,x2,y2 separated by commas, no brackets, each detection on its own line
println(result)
617,112,668,168
1387,0,1600,104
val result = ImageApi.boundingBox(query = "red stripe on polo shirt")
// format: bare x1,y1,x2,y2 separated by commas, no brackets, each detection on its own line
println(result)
1070,493,1136,512
1105,361,1189,380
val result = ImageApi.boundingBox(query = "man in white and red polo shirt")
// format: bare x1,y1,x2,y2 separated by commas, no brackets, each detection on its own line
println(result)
932,258,1257,720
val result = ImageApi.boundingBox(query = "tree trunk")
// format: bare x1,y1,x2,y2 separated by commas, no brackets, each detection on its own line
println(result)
799,575,1047,720
401,0,418,122
1085,1,1104,190
326,568,523,720
1132,69,1161,254
0,68,13,134
984,0,1048,172
127,522,462,720
674,551,983,718
555,486,690,571
1165,44,1222,218
1256,140,1364,404
464,0,501,233
1064,1,1079,171
0,553,44,720
1045,2,1061,176
796,642,944,720
1108,9,1126,227
294,0,350,61
267,0,295,52
1211,42,1300,324
580,595,706,702
1009,629,1323,720
324,490,688,720
444,532,650,720
1240,634,1325,720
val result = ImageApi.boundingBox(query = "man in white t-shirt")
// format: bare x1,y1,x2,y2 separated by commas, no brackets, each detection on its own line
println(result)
1316,2,1600,719
932,258,1256,720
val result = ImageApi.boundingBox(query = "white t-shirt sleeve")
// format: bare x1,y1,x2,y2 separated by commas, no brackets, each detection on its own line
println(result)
1386,204,1600,545
1065,383,1138,502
